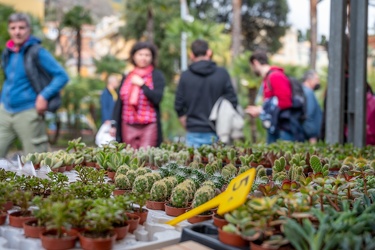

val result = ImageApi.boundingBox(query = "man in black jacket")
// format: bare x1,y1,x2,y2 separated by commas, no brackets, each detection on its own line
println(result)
174,39,238,148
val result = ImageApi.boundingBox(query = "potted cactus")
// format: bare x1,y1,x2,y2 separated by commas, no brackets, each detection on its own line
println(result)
113,174,132,196
187,185,216,224
146,180,168,210
165,182,191,217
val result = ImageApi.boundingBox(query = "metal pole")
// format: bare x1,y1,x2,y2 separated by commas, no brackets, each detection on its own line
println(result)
180,0,188,71
348,0,368,147
326,0,347,144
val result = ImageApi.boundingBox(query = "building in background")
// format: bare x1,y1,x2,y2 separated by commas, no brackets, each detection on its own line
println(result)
271,28,329,72
0,0,44,20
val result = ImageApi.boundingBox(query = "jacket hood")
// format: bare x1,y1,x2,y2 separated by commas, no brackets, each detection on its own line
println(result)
268,66,285,74
189,60,217,76
6,35,41,51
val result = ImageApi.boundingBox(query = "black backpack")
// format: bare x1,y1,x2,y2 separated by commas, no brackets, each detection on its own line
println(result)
266,71,307,141
1,44,62,112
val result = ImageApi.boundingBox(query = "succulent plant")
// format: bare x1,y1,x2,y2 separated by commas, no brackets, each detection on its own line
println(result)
40,155,63,170
126,169,137,186
238,165,251,175
182,179,197,201
191,185,216,209
106,152,129,172
288,165,304,181
115,165,130,178
310,155,329,177
164,176,178,197
115,174,132,190
211,172,227,189
150,180,168,202
221,164,237,181
136,167,151,176
132,175,149,194
170,183,190,208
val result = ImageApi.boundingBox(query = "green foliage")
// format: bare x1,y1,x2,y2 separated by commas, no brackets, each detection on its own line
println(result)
115,174,132,190
310,155,329,176
273,157,287,172
94,54,126,76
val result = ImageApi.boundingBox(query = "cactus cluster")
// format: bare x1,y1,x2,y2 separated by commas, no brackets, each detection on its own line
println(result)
164,176,178,197
115,165,130,178
272,157,288,182
256,165,269,183
221,164,237,181
288,165,304,181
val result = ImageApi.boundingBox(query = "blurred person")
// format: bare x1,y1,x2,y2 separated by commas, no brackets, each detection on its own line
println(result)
245,50,296,144
174,39,238,148
100,75,120,125
0,13,69,158
301,70,323,143
111,42,165,149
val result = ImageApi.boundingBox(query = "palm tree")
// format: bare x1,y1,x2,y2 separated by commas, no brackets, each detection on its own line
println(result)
62,6,92,76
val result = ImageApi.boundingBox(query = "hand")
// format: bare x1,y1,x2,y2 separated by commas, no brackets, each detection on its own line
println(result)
245,105,262,118
109,127,116,137
131,75,145,86
35,95,48,115
309,138,317,144
179,115,187,130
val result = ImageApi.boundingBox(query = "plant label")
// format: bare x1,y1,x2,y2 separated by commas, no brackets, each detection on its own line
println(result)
166,168,255,226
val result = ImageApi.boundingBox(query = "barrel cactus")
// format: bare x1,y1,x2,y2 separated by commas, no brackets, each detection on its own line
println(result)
150,180,168,202
132,175,149,194
170,183,190,208
115,174,132,190
115,165,130,178
126,169,137,186
192,186,215,209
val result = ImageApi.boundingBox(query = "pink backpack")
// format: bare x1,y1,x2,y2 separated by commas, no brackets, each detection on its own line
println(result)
367,91,375,145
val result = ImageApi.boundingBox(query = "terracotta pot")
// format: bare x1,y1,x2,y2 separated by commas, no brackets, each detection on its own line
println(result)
187,213,213,224
2,201,13,211
0,211,7,225
131,209,148,225
125,213,140,233
9,211,35,228
67,227,85,237
51,168,59,173
85,161,96,168
58,166,66,173
113,189,130,196
107,171,116,180
79,231,116,250
165,204,187,217
34,163,41,169
23,219,46,238
213,213,228,229
113,222,129,240
146,200,165,211
40,229,77,250
250,241,292,250
65,164,73,171
218,228,248,247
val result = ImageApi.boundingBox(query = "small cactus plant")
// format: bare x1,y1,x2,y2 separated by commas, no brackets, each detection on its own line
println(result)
170,183,190,208
191,186,215,209
115,174,132,190
132,175,149,194
149,180,168,202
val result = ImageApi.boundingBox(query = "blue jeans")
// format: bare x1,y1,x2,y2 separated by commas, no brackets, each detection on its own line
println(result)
267,130,294,144
186,132,217,148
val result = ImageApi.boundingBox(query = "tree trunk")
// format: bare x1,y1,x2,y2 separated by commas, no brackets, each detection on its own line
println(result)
76,28,82,76
309,0,318,70
146,6,154,43
248,87,258,143
231,0,242,91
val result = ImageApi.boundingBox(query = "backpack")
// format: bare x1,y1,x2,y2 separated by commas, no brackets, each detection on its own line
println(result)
366,91,375,145
265,71,306,141
1,44,61,112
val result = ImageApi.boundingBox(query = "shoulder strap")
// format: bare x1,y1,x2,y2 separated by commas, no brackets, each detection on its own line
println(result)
24,44,52,93
1,49,10,79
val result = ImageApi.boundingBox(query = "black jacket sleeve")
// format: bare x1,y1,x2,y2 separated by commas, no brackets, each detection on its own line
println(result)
174,74,186,117
141,69,165,105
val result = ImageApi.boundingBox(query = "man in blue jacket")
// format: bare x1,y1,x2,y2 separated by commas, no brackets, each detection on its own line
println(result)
301,70,322,143
0,13,69,158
